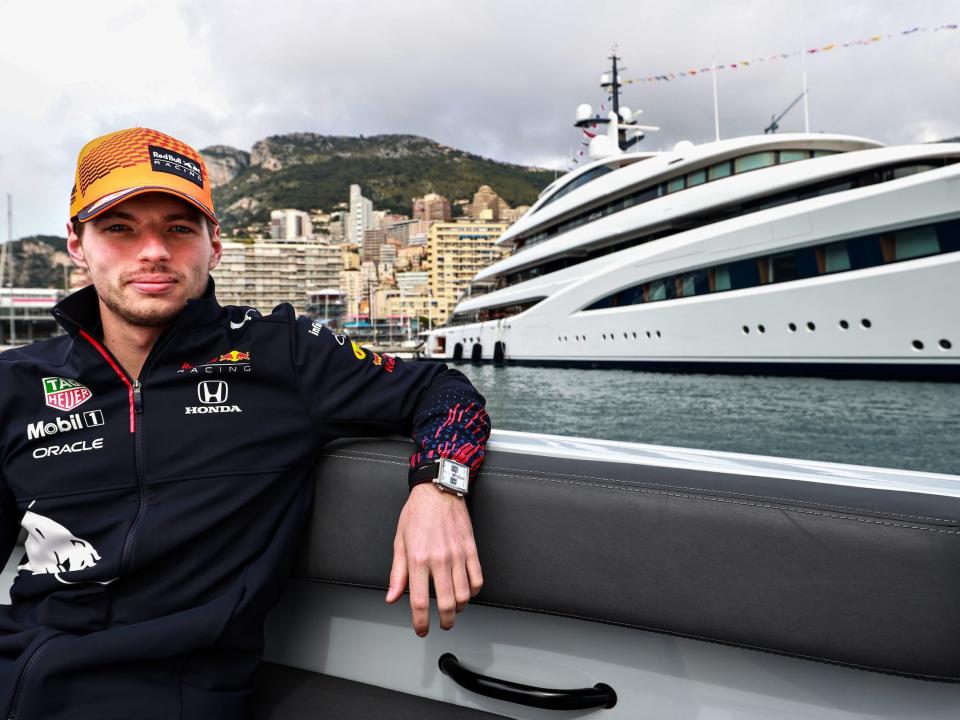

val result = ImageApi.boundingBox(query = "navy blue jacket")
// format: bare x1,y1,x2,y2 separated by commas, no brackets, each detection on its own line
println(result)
0,282,490,719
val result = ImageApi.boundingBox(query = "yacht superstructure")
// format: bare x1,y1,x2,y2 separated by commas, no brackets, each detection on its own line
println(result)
422,55,960,379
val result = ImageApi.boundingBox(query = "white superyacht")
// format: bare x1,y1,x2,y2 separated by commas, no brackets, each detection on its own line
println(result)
423,54,960,380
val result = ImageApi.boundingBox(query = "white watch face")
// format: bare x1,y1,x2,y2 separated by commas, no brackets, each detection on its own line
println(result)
438,458,470,494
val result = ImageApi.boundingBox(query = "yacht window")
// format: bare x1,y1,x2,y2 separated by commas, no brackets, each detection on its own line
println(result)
895,227,940,260
687,168,707,186
937,219,960,253
510,155,957,281
892,164,937,180
845,236,885,269
536,165,614,211
735,152,776,173
823,242,851,273
778,150,810,164
708,161,732,181
768,252,798,283
667,176,685,193
794,247,819,278
812,150,837,158
579,217,959,312
620,285,644,305
713,265,731,291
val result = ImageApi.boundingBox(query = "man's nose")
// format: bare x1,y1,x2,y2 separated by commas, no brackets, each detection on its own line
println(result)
137,228,172,261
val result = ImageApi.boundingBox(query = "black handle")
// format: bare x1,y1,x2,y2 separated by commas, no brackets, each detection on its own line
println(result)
438,653,617,711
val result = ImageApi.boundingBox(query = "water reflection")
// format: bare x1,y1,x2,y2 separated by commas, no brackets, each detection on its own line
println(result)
453,365,960,475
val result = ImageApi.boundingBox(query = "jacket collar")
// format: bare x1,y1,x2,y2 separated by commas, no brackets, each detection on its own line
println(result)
52,277,223,337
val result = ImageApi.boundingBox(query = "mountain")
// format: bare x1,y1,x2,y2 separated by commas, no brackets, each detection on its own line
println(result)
201,133,555,234
2,236,72,288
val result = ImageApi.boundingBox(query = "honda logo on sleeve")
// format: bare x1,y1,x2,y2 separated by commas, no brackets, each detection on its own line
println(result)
198,381,229,404
185,381,242,415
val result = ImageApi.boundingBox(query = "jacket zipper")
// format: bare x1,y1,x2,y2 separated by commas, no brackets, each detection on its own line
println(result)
76,332,147,623
122,379,146,573
7,635,57,720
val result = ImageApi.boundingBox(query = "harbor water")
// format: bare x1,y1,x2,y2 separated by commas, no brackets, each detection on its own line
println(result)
453,364,960,476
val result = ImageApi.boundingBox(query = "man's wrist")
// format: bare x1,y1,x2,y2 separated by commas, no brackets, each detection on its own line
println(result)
408,457,471,496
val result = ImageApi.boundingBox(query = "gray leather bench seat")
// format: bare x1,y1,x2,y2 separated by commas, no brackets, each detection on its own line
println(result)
296,438,960,682
252,662,509,719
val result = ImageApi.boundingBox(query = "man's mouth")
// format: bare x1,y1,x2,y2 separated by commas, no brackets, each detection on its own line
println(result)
127,275,179,294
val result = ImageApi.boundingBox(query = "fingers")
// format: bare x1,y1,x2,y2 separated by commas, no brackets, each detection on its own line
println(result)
452,561,471,614
433,564,458,630
385,536,408,604
408,560,431,637
465,539,484,597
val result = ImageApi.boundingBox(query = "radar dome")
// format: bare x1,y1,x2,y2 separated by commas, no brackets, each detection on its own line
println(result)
589,135,618,160
576,104,594,122
673,140,695,152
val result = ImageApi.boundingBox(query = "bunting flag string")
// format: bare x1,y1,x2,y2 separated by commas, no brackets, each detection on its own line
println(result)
623,23,957,85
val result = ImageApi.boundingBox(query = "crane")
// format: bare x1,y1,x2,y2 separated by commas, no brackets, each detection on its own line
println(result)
765,90,809,134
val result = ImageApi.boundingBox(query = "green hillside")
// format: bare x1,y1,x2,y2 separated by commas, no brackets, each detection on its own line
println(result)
3,235,71,288
202,133,555,234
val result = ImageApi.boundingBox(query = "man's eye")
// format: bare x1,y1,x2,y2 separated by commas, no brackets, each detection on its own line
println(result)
170,225,196,234
105,224,130,233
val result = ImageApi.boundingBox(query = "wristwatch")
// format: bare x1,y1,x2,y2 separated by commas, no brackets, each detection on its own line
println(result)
408,457,471,497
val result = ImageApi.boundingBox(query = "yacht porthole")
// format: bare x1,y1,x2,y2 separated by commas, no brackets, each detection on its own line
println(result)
656,330,661,338
758,325,766,334
806,322,816,332
788,322,797,332
646,331,651,338
632,332,637,339
861,318,872,329
912,340,924,351
940,339,952,350
623,332,629,339
742,325,750,334
602,334,607,340
839,320,849,330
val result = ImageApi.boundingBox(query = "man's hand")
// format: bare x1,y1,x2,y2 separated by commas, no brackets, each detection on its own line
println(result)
385,483,483,636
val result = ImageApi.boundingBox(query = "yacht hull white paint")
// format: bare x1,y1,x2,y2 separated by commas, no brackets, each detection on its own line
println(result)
424,147,960,379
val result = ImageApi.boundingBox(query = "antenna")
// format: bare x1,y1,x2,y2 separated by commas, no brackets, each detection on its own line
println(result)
0,194,10,290
764,90,809,134
577,50,659,155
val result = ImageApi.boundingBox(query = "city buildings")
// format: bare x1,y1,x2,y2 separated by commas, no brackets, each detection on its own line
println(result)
347,184,375,246
468,185,510,221
412,193,451,222
212,183,521,339
427,220,509,323
213,238,342,316
270,209,313,240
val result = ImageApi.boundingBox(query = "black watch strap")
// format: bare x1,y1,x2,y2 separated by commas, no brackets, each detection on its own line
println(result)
408,461,439,492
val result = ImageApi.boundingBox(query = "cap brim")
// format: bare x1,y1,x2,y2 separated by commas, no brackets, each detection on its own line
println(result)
76,186,218,225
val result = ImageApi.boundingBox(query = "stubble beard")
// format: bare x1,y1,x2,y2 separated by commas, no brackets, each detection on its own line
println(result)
95,265,205,329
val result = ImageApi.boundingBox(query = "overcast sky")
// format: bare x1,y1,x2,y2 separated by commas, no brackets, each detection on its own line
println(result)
1,0,957,238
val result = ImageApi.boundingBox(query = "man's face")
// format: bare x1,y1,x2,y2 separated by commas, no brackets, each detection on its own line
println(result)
66,193,222,329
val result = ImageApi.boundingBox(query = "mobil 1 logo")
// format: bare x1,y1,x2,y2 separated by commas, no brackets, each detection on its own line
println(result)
27,409,105,440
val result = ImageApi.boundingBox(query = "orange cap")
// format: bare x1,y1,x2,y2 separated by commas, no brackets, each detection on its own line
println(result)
70,127,217,225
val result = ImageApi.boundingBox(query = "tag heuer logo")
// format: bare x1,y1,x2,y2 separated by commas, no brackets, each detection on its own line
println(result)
42,377,93,412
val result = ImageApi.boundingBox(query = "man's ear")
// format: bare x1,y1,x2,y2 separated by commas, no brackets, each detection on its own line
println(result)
66,221,88,269
208,223,223,271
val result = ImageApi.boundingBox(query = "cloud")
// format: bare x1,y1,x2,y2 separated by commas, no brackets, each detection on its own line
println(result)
1,0,958,237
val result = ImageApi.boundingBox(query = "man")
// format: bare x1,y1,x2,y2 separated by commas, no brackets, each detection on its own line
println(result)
0,128,491,719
